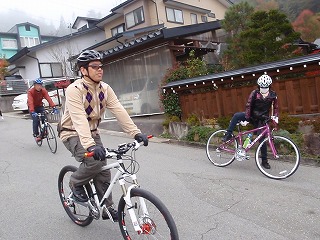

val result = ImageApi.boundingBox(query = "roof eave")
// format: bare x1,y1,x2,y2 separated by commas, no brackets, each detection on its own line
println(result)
163,53,320,88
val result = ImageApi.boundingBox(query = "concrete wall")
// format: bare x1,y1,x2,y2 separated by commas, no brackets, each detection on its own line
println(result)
0,96,15,112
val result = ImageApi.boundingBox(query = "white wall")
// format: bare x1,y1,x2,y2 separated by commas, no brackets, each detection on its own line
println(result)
11,28,105,82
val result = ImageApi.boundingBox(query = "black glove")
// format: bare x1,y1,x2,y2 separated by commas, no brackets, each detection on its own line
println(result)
134,133,148,146
87,145,106,161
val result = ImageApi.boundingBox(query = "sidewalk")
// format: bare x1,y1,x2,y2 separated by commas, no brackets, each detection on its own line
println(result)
3,111,169,143
99,114,165,137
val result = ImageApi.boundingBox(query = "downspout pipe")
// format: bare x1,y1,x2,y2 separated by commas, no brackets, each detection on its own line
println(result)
149,0,160,25
26,54,41,87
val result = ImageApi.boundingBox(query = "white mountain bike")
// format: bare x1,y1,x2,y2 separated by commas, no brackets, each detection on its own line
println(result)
58,137,179,239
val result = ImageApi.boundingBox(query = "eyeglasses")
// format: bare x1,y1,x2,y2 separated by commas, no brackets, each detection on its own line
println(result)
88,64,104,70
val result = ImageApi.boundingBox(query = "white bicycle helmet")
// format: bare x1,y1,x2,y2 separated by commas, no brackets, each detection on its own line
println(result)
257,74,272,88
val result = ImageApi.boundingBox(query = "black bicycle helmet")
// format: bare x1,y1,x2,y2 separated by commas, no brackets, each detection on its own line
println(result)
77,50,102,68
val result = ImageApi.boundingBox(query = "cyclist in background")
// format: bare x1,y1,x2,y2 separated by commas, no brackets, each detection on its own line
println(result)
27,78,58,142
58,49,148,222
222,74,279,169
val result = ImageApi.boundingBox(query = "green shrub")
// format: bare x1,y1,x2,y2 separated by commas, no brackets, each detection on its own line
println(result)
202,118,217,126
216,116,231,129
185,126,215,143
186,113,200,126
162,115,181,128
279,113,300,133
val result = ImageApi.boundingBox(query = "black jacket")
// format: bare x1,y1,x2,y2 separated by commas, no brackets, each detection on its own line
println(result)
245,89,278,122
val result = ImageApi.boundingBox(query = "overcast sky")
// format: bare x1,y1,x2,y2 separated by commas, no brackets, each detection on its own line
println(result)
0,0,126,29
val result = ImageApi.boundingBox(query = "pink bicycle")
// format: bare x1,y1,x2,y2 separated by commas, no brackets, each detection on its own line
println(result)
206,118,300,179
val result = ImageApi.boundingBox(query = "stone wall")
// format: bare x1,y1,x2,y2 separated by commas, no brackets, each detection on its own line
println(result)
0,96,15,112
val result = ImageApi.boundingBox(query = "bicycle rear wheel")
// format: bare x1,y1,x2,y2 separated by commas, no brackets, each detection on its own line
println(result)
118,188,179,240
46,123,57,153
58,165,93,226
206,129,236,166
255,135,300,179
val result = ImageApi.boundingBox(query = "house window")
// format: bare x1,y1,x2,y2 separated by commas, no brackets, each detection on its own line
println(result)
191,13,198,24
2,39,18,49
40,63,63,78
125,7,144,29
166,7,183,23
201,15,208,22
25,25,31,31
111,24,125,36
20,37,40,47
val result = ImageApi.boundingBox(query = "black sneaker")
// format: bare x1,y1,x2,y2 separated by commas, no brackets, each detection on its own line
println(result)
261,161,271,169
102,206,119,222
222,132,232,142
72,185,88,202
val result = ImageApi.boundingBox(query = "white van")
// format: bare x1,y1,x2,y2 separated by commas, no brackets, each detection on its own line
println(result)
119,77,160,115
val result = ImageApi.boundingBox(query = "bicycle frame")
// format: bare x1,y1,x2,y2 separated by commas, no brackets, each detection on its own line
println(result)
79,153,146,233
225,122,278,158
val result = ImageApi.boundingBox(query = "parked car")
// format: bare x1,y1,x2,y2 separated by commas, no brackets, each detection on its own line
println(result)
0,75,28,96
12,86,64,113
118,77,160,115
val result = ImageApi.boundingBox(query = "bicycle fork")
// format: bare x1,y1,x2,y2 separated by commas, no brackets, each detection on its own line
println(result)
120,174,150,234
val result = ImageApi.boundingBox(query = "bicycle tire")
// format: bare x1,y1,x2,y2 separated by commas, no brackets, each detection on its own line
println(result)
118,188,179,240
255,135,300,179
206,129,236,167
58,165,94,226
46,123,57,153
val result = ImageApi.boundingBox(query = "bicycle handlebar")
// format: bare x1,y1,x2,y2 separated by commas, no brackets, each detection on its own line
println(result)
84,135,153,158
37,109,56,116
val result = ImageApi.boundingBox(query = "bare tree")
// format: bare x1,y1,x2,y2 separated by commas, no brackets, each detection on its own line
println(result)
48,41,80,78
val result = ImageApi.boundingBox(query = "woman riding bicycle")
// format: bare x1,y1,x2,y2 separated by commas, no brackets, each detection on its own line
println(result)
222,74,279,169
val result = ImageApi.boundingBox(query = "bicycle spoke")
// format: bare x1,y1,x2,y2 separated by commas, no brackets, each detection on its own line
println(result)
255,136,300,179
206,129,236,166
46,124,57,153
118,188,179,239
58,166,93,226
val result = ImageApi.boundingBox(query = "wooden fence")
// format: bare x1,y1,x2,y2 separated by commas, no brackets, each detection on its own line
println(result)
178,75,320,120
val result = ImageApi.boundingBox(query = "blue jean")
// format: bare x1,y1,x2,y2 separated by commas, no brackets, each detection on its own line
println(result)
227,112,267,161
31,106,45,136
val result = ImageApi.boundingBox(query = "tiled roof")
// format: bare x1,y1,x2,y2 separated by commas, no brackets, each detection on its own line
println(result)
100,21,221,58
163,53,320,89
103,31,162,57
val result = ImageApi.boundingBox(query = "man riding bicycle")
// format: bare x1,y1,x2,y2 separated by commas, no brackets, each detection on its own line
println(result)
27,78,59,142
58,49,148,222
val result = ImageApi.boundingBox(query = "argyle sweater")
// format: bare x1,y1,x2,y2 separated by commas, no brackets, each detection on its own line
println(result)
59,77,141,150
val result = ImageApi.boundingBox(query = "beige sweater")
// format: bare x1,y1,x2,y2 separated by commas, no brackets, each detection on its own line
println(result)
59,77,141,150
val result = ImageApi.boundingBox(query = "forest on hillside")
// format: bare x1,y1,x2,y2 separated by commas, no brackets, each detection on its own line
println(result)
232,0,320,21
230,0,320,42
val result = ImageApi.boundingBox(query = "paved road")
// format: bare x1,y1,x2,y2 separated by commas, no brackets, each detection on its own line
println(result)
0,115,319,240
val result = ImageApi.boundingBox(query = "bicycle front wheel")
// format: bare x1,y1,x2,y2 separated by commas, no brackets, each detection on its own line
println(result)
255,135,300,179
58,165,93,226
206,129,236,166
118,188,179,240
35,125,43,146
46,123,57,153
